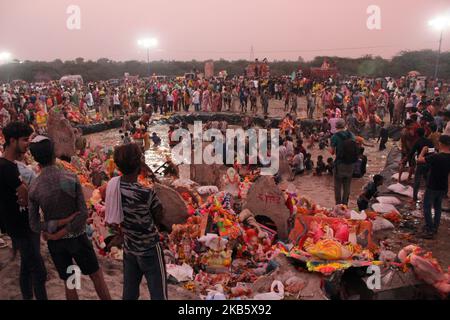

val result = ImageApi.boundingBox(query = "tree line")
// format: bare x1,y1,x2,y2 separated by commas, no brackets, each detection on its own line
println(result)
1,50,449,83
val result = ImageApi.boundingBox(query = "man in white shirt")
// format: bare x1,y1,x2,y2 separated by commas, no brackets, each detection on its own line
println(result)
329,114,340,134
86,91,94,109
113,92,121,117
279,143,287,160
387,78,395,92
289,148,305,181
285,139,295,159
192,89,200,112
167,91,174,112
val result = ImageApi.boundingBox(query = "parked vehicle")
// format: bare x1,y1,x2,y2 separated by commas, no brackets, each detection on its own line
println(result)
60,75,84,85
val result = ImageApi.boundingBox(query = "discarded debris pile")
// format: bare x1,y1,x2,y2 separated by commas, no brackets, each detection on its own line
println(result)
10,131,448,300
80,163,450,299
164,192,279,299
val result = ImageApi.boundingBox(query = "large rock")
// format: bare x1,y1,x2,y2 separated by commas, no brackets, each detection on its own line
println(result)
172,185,201,206
47,109,76,159
74,128,87,151
153,183,189,231
387,125,402,141
190,163,221,186
378,146,402,195
358,124,402,142
76,115,139,135
243,176,290,240
278,158,292,180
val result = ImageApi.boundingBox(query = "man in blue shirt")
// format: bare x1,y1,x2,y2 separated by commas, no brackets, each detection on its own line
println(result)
330,119,357,205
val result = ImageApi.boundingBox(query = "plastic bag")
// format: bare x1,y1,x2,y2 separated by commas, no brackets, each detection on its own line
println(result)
350,210,367,220
372,217,395,232
388,183,414,198
332,205,351,218
372,203,398,214
376,196,401,205
206,291,227,300
392,173,414,182
198,234,228,251
253,281,284,300
379,250,397,262
285,277,306,294
166,263,194,282
205,285,227,300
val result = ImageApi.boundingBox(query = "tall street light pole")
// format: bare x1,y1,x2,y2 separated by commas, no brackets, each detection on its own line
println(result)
434,29,443,79
138,38,158,77
429,17,450,80
147,47,150,76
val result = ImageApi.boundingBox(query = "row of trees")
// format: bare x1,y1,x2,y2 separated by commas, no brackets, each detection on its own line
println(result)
0,50,449,83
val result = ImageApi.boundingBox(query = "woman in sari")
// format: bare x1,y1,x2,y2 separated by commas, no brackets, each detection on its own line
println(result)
172,89,179,112
202,89,211,112
212,91,222,112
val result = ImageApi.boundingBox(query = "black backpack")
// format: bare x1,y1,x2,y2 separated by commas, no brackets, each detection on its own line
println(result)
336,131,358,164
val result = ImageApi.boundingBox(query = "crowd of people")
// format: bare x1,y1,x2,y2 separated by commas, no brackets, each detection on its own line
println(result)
266,74,450,242
2,73,449,131
1,71,450,300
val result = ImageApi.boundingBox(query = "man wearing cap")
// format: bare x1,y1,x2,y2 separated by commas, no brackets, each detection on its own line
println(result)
330,119,357,205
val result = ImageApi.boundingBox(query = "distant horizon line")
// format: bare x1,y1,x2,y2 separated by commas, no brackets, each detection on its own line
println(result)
7,48,448,64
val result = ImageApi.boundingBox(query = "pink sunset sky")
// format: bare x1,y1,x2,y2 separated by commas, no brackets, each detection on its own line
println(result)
0,0,449,62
